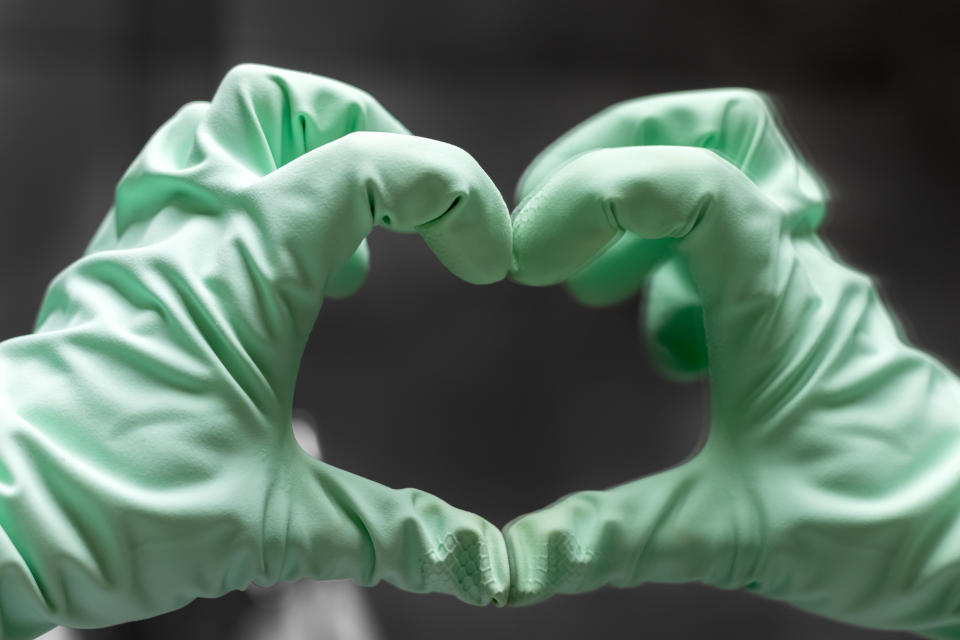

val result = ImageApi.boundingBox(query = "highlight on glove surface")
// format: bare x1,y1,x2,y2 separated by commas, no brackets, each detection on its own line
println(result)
4,62,959,640
505,88,960,639
0,64,512,640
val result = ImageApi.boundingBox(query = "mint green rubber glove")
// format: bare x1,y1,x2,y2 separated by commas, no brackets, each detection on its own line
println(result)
0,64,511,639
506,88,960,637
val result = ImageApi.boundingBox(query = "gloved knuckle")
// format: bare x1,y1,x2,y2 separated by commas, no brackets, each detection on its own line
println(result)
219,62,274,93
602,98,643,126
332,129,371,155
718,89,781,138
720,87,771,114
218,63,376,113
679,146,735,182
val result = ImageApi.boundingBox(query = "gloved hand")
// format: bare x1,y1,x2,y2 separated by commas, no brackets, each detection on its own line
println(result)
505,88,960,637
0,64,512,639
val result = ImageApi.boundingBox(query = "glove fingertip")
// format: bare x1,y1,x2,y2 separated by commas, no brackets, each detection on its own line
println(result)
416,515,512,607
418,188,512,285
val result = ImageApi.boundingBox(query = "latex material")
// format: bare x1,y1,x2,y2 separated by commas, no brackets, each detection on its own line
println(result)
514,88,825,378
0,64,511,639
506,89,960,638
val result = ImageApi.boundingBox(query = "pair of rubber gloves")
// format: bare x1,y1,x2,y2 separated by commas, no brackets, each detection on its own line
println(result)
1,64,958,640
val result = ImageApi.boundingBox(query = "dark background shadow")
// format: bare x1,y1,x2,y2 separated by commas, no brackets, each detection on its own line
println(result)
1,1,958,638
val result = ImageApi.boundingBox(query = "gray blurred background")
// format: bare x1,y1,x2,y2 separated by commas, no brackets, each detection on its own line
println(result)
2,0,958,638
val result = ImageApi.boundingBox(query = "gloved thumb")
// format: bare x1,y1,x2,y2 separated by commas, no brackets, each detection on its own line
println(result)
266,449,510,606
503,454,744,606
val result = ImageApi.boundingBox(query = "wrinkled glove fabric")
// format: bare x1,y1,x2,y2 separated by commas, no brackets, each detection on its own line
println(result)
0,64,512,639
506,88,960,639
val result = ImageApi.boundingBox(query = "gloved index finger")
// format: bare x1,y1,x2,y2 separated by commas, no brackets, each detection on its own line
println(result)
247,131,512,288
516,88,825,232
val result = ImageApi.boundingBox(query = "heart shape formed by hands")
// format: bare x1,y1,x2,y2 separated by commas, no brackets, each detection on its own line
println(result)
3,63,960,640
